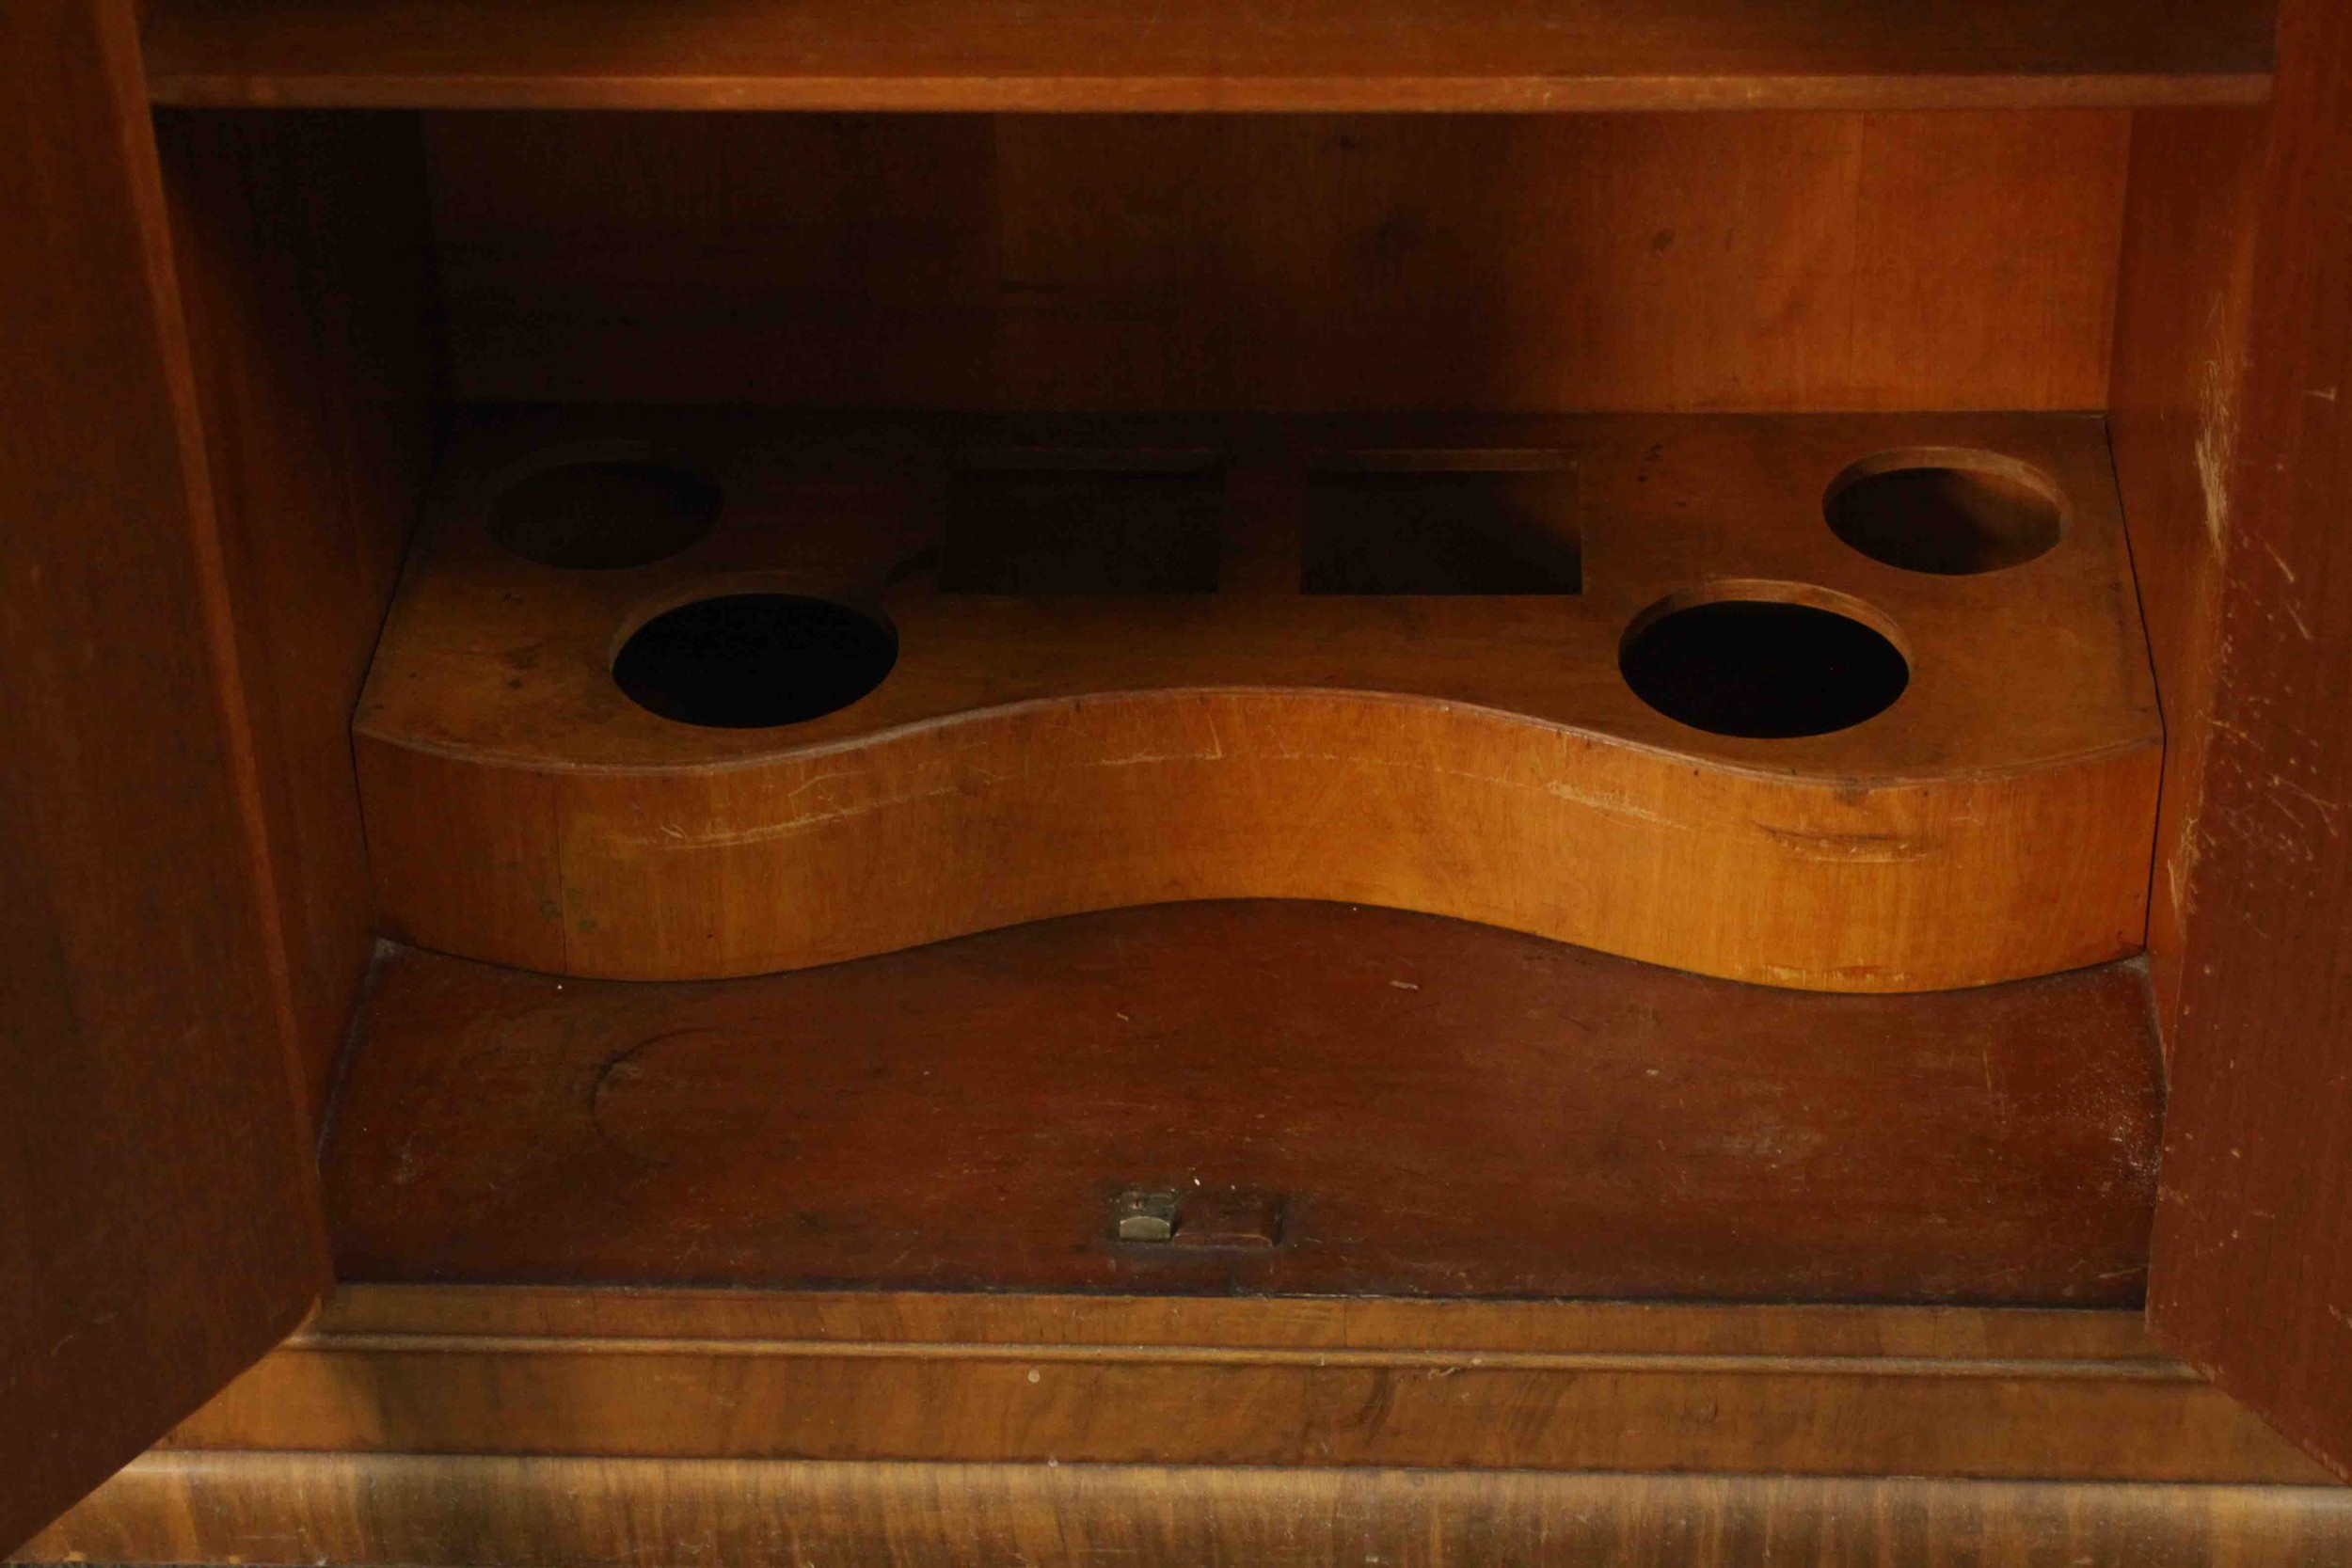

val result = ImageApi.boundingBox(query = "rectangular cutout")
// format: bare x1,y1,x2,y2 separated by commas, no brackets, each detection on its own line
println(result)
1304,453,1581,595
940,449,1225,594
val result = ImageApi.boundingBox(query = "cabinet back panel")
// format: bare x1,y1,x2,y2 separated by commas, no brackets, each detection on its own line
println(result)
424,110,2130,414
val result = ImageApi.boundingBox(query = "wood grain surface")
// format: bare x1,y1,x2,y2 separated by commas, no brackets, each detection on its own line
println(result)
0,1,330,1549
139,0,2274,112
27,1452,2352,1567
2145,0,2352,1484
155,107,441,1123
326,916,2163,1302
358,408,2161,989
421,111,2134,414
119,1285,2337,1483
2107,106,2266,1061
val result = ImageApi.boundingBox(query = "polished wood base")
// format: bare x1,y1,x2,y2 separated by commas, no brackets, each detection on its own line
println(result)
61,1286,2352,1480
19,1285,2341,1565
25,1454,2352,1568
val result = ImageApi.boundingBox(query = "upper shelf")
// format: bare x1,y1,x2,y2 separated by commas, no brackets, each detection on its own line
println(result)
144,0,2274,113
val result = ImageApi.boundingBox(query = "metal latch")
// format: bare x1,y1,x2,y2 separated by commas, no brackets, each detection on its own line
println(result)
1111,1186,1283,1249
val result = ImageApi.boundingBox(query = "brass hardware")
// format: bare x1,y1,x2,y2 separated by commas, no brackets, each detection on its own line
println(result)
1112,1189,1179,1242
1111,1186,1283,1248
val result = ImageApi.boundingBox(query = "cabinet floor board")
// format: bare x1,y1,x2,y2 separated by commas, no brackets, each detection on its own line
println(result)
326,905,2161,1304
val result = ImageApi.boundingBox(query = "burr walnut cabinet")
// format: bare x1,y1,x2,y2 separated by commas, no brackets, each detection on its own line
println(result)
6,0,2352,1560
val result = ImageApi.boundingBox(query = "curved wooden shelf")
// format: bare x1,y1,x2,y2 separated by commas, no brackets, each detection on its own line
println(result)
356,408,2161,989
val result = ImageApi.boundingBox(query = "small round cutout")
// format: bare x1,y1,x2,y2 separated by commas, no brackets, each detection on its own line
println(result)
1825,452,2061,576
613,594,897,729
1620,594,1908,738
492,459,720,570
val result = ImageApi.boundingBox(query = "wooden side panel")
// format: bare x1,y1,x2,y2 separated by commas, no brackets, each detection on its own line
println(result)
426,112,2130,414
156,109,441,1122
2146,0,2352,1482
2109,105,2267,1054
0,3,331,1551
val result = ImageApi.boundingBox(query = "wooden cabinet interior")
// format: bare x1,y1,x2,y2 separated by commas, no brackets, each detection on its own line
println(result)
18,0,2352,1548
154,102,2190,1295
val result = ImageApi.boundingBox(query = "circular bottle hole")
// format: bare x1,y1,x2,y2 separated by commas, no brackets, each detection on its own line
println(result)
492,459,721,570
1825,452,2061,576
1620,593,1909,738
612,594,897,729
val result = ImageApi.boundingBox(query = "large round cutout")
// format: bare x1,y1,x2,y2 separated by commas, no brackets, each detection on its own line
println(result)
613,594,897,729
1620,593,1909,738
1825,451,2060,576
493,459,720,570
